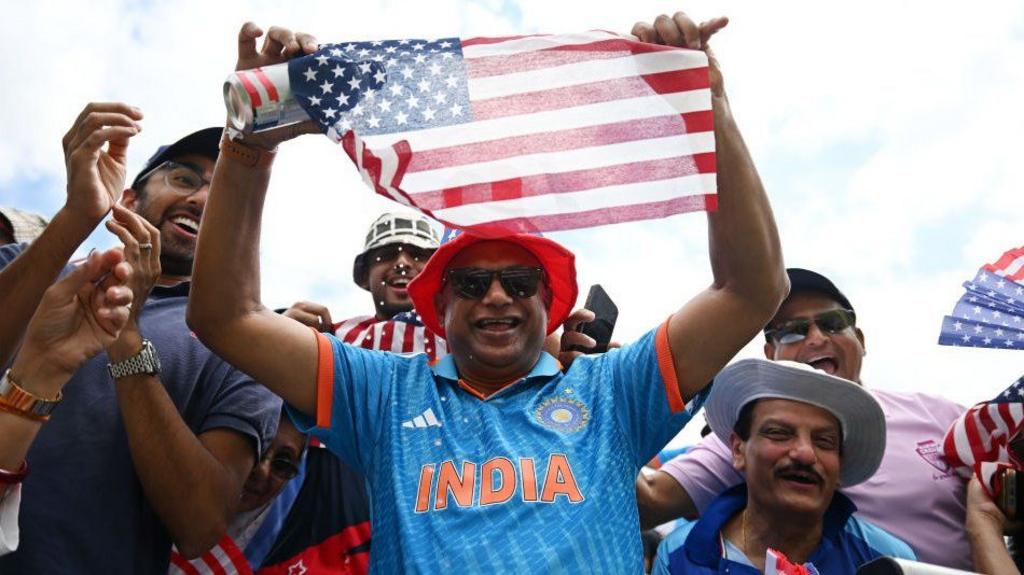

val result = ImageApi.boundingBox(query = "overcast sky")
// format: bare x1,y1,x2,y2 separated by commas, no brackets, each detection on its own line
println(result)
4,0,1023,444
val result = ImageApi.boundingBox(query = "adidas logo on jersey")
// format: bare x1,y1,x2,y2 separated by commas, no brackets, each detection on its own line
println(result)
402,408,442,429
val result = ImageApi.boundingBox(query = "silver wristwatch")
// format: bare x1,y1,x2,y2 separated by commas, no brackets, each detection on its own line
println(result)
107,339,162,379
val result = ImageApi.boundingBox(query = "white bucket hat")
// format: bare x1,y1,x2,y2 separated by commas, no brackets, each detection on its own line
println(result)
351,212,440,289
704,358,886,486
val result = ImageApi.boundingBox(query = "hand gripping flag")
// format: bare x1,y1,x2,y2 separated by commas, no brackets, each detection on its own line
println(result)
943,374,1024,498
285,32,717,237
938,246,1024,350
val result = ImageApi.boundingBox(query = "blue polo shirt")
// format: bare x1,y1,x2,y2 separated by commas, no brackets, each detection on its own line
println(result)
653,484,916,574
289,322,706,572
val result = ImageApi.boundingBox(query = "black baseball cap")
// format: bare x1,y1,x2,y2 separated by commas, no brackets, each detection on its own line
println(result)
763,268,855,339
130,127,222,189
785,268,854,312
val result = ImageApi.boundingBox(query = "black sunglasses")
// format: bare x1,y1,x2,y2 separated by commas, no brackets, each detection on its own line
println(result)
445,266,545,299
765,309,856,345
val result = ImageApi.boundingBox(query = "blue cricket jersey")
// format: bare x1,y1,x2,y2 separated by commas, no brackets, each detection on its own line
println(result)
288,322,706,573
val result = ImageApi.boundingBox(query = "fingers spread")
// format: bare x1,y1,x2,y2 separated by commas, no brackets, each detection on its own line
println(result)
699,16,729,46
238,21,263,61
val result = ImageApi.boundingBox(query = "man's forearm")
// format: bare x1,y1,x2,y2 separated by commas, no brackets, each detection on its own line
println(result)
967,515,1020,574
187,144,318,415
0,208,97,367
115,375,250,558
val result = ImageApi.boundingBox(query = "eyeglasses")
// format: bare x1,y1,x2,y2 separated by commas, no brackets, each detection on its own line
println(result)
371,244,435,265
260,451,300,480
445,266,545,299
765,309,856,345
138,161,211,194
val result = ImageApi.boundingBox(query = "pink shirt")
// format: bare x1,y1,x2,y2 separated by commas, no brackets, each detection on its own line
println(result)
660,389,969,570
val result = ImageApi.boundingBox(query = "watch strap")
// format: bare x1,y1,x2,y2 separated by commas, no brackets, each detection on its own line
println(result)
219,132,276,168
107,339,161,379
0,369,61,420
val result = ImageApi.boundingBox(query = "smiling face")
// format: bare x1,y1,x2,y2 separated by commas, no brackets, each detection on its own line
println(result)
732,398,842,518
764,291,866,383
365,243,434,320
122,152,214,278
437,241,549,389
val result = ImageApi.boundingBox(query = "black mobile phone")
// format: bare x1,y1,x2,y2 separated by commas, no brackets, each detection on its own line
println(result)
573,284,618,354
997,467,1024,520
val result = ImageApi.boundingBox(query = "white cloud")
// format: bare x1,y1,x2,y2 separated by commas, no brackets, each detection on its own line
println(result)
3,0,1023,422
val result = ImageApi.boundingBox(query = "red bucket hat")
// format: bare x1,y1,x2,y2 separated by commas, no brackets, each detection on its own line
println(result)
407,233,578,338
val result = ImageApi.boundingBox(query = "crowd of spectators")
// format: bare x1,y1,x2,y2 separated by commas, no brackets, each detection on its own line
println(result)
0,6,1020,575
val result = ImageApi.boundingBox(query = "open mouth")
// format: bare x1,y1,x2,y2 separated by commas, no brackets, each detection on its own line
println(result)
170,215,200,238
387,277,411,290
806,356,838,375
474,317,521,332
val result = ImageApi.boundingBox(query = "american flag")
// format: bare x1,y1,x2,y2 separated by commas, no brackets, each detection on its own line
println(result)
169,535,252,575
286,32,716,237
943,375,1024,496
332,311,446,362
938,257,1024,350
985,246,1024,281
764,549,820,575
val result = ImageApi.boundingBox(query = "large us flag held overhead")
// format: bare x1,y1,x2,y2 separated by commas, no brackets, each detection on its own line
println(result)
283,32,716,236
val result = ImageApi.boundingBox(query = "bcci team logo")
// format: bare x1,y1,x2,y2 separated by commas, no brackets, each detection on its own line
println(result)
535,397,590,433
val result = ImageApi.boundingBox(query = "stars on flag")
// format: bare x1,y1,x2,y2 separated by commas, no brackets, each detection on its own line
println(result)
288,37,470,137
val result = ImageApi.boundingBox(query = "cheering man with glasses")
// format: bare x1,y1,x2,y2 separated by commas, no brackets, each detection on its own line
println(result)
638,267,972,569
188,11,789,571
0,107,280,573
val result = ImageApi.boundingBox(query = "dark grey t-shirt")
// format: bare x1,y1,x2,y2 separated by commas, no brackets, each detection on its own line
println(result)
0,243,281,573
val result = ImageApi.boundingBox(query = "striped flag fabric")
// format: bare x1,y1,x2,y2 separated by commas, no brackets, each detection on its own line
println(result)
286,31,716,237
169,535,252,575
332,311,447,362
985,246,1024,281
943,374,1024,497
764,548,820,575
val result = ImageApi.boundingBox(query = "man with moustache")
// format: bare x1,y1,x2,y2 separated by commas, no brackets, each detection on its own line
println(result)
0,105,279,573
653,359,915,573
638,268,970,568
188,8,789,571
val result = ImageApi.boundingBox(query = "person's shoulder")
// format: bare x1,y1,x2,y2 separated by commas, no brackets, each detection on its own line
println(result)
0,242,27,268
871,387,965,421
659,520,698,562
842,514,917,560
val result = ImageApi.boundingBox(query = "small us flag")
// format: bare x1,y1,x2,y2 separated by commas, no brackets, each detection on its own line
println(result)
286,32,716,237
943,374,1024,497
938,246,1024,350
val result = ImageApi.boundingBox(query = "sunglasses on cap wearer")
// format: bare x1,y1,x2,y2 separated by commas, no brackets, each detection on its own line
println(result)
370,244,435,265
765,308,857,345
445,266,546,300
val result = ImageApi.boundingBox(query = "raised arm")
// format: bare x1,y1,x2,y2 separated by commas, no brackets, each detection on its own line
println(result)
632,12,788,401
1,248,132,492
187,23,322,416
966,477,1021,574
0,103,142,368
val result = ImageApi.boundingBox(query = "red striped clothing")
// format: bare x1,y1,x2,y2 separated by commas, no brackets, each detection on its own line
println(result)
332,315,447,362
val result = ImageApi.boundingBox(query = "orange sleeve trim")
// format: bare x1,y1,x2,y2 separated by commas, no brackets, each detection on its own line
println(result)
656,318,686,414
314,330,334,428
